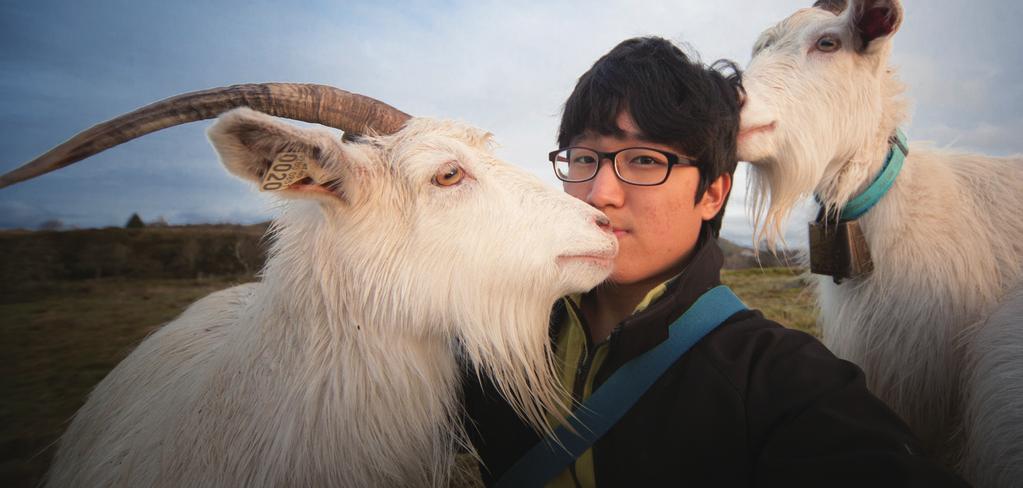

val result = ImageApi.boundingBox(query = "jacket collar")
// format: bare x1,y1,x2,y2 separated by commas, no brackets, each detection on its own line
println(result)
603,227,723,374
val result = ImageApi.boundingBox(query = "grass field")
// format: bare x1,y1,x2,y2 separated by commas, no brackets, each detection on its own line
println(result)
1,276,253,486
724,266,818,336
0,268,815,487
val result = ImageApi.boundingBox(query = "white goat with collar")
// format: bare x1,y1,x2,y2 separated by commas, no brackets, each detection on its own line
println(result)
2,85,616,487
737,1,1023,485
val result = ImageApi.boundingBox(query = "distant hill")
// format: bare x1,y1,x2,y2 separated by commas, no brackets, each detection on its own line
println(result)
718,237,803,269
0,224,800,289
0,223,270,288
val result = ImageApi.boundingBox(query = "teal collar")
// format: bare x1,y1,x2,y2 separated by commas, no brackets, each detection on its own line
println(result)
828,129,908,221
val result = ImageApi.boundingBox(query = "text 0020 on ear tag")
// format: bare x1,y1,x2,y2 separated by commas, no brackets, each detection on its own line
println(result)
260,152,309,192
809,219,874,284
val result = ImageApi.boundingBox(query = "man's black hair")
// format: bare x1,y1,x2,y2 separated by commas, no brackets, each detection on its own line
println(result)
557,36,744,237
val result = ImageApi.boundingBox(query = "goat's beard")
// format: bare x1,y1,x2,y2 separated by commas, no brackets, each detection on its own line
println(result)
284,206,584,442
456,273,572,438
747,132,829,252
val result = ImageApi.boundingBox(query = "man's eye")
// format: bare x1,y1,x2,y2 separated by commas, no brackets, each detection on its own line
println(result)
631,156,664,166
572,156,597,165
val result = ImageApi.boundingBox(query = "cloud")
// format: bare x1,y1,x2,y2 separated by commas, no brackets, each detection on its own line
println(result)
914,120,1023,156
1,0,1018,251
891,0,1023,157
0,200,59,229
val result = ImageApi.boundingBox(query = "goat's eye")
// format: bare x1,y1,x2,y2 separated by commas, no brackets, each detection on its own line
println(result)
815,35,841,52
433,166,464,187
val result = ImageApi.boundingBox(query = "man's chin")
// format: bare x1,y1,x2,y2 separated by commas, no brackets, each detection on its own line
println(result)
605,270,644,287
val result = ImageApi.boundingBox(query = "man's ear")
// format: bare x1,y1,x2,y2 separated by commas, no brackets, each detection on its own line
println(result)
207,107,353,199
698,172,732,221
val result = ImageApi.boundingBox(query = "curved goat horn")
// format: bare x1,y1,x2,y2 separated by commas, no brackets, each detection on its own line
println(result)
0,83,412,189
812,0,847,15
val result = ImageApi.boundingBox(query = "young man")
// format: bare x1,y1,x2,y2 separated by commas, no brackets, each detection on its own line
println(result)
463,37,965,486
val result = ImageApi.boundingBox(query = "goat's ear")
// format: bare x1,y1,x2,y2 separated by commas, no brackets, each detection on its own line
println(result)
848,0,903,51
207,107,350,199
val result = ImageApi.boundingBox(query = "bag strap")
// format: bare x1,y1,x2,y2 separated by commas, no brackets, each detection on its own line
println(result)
494,285,747,488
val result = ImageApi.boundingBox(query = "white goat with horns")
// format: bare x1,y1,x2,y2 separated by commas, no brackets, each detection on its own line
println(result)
0,83,617,487
737,1,1023,485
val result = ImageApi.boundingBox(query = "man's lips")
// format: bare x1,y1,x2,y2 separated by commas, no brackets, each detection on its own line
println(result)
611,227,628,238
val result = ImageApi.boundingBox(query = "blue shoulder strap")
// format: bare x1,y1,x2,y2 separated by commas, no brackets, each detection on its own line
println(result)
494,285,747,488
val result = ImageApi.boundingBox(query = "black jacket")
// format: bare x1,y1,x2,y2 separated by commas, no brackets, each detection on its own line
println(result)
463,236,967,487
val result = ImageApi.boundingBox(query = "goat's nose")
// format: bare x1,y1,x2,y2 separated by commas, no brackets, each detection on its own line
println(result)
594,214,611,230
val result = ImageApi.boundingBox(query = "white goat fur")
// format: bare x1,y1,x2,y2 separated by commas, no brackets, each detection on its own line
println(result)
738,1,1023,485
45,108,616,487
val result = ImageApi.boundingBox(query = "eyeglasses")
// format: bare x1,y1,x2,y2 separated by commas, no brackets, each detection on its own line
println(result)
549,146,695,186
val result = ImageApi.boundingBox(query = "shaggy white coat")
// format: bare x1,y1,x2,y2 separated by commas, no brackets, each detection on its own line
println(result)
44,109,617,487
737,1,1023,485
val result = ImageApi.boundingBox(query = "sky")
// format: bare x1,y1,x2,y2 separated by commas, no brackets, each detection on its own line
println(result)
1,0,1020,248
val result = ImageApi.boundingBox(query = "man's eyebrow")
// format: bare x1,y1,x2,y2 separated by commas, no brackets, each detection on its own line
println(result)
580,128,647,140
620,129,649,140
573,127,652,144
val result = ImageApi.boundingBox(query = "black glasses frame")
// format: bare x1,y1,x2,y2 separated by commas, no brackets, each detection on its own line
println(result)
548,146,695,186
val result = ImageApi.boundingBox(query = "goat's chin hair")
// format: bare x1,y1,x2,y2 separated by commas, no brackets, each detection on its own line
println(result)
749,132,828,252
259,210,573,484
456,272,571,437
346,228,573,439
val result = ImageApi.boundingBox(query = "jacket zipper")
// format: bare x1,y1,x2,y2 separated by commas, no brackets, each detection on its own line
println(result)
567,299,596,404
566,299,592,488
565,298,624,487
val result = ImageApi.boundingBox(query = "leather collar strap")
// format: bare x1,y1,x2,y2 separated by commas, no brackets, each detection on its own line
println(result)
494,285,747,488
836,129,908,221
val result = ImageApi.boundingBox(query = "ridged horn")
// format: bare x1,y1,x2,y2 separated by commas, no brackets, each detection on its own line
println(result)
0,83,411,189
813,0,848,14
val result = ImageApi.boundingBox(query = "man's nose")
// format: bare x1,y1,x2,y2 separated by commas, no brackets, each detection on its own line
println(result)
587,158,625,208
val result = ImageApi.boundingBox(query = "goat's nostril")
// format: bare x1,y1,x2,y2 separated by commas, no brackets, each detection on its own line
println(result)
594,215,610,228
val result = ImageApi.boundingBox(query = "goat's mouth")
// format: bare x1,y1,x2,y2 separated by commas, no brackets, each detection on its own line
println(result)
557,253,615,269
738,122,776,141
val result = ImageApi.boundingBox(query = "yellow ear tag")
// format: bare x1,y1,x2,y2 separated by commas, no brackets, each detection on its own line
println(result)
260,152,310,192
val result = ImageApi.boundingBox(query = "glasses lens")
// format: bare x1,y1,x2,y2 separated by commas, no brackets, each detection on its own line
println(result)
616,148,671,185
553,148,599,182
